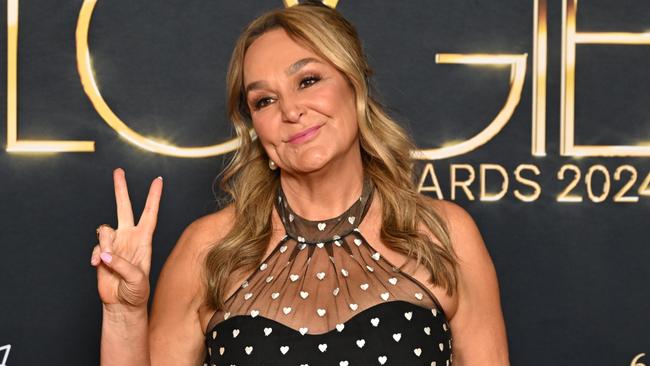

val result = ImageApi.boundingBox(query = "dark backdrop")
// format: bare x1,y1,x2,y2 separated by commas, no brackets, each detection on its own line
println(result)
1,1,648,365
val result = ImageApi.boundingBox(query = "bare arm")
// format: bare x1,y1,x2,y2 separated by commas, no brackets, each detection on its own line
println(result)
437,200,510,365
149,208,234,365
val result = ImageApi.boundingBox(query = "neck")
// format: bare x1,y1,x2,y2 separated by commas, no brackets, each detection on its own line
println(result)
279,147,364,221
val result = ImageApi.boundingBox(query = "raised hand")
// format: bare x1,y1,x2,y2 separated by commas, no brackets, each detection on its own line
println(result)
90,168,163,310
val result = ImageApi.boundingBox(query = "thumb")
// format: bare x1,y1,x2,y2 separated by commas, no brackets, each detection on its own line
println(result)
99,251,145,285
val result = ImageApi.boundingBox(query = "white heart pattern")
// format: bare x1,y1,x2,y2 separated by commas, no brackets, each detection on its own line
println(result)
244,292,253,300
414,348,422,357
250,310,259,317
333,287,340,296
340,362,348,366
378,355,388,365
318,343,328,352
317,308,327,317
316,242,324,248
219,347,225,355
353,239,362,246
415,292,423,300
356,339,365,348
245,346,253,355
300,291,309,299
290,274,300,282
316,272,326,280
341,269,349,277
264,327,272,336
299,327,309,335
424,326,431,335
438,342,444,351
280,346,289,354
283,307,292,315
232,329,239,338
388,277,398,285
336,323,345,332
380,292,390,301
360,283,369,291
266,275,274,283
404,311,413,320
279,245,288,253
371,252,381,260
348,216,356,224
349,303,358,311
393,333,401,342
370,317,380,327
271,292,280,300
318,222,326,231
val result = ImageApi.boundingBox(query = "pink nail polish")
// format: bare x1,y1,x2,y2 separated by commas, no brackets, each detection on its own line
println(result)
100,252,112,264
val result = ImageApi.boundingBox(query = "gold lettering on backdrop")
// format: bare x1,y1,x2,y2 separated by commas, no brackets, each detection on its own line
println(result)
514,164,541,202
638,171,650,197
419,163,648,202
630,353,646,366
450,164,476,201
532,0,548,156
76,0,244,158
5,0,95,153
561,0,650,157
412,54,527,160
584,164,610,203
557,164,582,202
283,0,339,8
612,165,639,202
417,163,444,199
480,164,508,201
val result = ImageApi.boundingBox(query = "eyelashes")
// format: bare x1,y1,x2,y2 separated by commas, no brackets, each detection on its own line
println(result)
251,74,322,111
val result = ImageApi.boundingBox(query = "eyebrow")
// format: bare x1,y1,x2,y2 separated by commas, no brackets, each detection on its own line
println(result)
244,57,323,95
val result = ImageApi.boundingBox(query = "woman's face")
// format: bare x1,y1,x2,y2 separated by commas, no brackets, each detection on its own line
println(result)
243,28,360,175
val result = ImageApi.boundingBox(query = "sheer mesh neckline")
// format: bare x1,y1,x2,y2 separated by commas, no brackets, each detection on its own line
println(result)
205,176,446,336
275,176,373,244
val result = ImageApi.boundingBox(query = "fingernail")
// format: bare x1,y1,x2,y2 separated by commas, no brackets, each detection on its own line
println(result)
100,252,112,264
156,176,163,181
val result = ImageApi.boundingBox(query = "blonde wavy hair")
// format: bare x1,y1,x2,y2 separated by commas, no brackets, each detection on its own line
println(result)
205,2,458,309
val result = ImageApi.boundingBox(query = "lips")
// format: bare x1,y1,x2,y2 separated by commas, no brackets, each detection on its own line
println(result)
286,124,323,144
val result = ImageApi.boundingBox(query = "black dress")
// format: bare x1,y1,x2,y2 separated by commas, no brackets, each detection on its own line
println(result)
204,178,453,366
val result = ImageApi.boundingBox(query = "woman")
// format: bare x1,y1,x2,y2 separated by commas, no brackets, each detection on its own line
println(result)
91,3,509,365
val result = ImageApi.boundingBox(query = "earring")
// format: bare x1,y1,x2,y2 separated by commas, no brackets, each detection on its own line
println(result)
268,159,278,171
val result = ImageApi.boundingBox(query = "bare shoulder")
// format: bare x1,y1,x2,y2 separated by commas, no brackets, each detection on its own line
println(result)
420,195,485,258
178,204,236,252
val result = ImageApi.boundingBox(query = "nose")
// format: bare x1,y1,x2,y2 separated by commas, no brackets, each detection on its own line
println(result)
279,97,305,123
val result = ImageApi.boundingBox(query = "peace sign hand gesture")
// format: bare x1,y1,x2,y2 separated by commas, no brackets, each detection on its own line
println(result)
90,168,163,311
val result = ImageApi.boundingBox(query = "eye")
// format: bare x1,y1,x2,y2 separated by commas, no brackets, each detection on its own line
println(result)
299,75,321,89
253,96,274,110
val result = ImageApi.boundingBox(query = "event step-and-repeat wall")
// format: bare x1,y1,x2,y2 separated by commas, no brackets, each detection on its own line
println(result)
1,0,648,365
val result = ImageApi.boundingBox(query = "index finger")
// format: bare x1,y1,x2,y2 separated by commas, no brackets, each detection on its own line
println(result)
137,176,163,235
114,168,135,228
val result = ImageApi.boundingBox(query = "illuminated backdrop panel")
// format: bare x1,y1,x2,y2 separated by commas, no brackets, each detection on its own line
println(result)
0,0,648,365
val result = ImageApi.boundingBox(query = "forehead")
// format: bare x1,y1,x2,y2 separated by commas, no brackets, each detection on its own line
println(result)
243,28,322,83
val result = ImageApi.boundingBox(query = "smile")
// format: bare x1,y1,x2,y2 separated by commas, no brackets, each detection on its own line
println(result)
286,124,323,144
